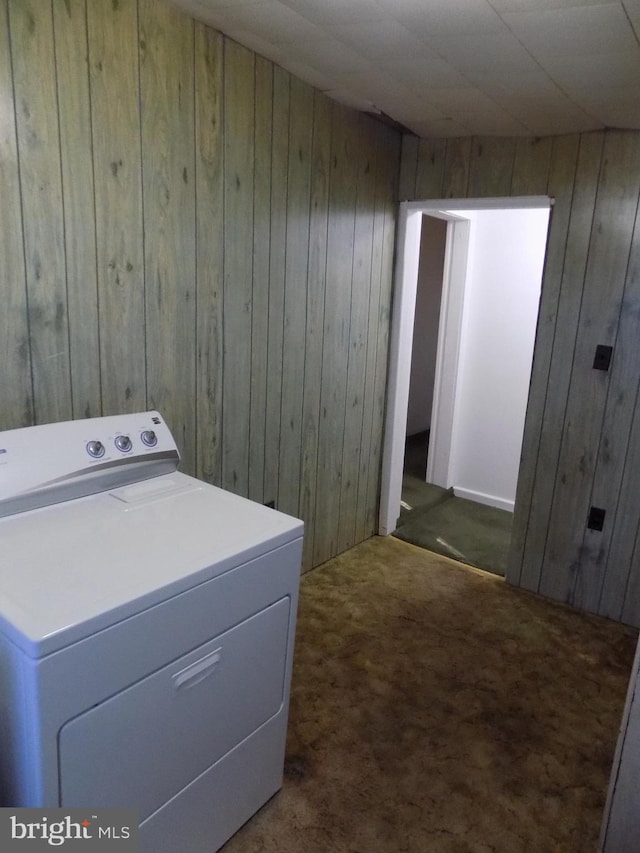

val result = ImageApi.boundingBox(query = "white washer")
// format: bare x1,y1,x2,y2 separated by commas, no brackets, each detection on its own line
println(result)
0,411,303,852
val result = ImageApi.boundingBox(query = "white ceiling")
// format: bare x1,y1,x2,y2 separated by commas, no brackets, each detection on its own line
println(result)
172,0,640,137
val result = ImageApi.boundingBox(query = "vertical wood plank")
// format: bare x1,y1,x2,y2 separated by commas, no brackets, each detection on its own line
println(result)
194,23,223,484
248,54,273,503
0,0,409,582
468,136,516,197
415,137,445,198
263,65,290,505
584,201,640,616
53,0,100,421
88,0,145,414
222,39,254,495
313,103,358,565
365,125,401,535
10,0,72,424
0,0,32,430
300,91,332,571
338,114,376,552
623,560,640,626
442,137,471,199
139,0,196,472
621,490,640,626
604,378,640,622
511,136,553,197
540,130,640,607
509,132,585,587
278,76,314,517
517,134,602,592
355,125,386,544
398,133,418,200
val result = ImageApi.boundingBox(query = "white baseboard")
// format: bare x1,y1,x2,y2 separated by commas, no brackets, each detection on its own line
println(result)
452,487,514,513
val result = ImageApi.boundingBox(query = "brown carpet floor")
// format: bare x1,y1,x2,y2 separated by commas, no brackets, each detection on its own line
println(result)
222,535,638,853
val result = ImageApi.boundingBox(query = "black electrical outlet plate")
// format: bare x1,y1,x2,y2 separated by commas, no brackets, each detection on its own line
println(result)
588,506,606,531
593,344,613,371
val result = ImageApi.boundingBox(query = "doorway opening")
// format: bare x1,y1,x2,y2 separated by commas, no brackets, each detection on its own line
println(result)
379,198,552,576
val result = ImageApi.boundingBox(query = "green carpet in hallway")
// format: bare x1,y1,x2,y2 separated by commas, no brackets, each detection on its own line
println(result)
394,482,513,577
397,432,513,576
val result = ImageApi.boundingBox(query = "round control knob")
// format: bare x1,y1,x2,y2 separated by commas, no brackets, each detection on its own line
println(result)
140,429,158,447
114,434,132,453
86,440,105,459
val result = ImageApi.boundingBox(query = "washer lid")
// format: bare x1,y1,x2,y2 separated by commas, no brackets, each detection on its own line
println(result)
0,473,303,658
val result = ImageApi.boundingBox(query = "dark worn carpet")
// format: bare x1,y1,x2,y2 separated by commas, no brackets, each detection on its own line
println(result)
222,535,637,853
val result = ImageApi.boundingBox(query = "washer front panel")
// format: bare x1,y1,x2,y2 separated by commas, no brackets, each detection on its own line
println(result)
3,538,302,807
59,598,291,820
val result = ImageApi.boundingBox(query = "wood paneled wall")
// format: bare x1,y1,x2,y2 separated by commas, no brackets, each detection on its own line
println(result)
401,132,640,626
0,0,400,571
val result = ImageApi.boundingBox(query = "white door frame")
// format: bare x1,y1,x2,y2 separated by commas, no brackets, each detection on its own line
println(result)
425,213,470,490
378,196,552,537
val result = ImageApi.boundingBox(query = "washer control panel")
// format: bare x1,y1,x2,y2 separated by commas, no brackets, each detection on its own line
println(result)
0,411,180,518
78,419,165,462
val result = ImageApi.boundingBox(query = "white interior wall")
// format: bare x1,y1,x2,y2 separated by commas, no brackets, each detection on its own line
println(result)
448,207,550,511
406,216,446,437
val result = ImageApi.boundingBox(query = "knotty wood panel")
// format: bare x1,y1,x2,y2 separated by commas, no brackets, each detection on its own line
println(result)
621,444,640,625
355,129,387,546
468,137,516,197
541,131,640,609
278,76,314,518
442,137,471,199
299,91,332,571
603,359,640,624
53,0,101,420
1,0,402,577
222,39,254,496
248,55,273,504
0,0,31,429
514,132,599,590
415,138,445,199
194,23,223,484
338,115,377,553
404,129,640,625
139,0,196,473
398,134,418,200
365,126,400,537
313,104,358,565
10,0,72,425
88,0,146,414
511,137,552,197
367,126,398,531
583,197,640,615
263,66,290,508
